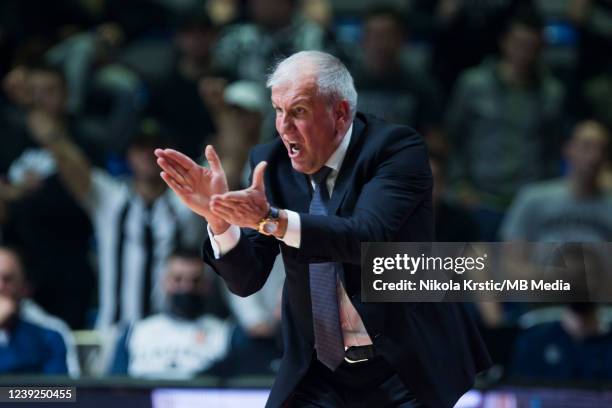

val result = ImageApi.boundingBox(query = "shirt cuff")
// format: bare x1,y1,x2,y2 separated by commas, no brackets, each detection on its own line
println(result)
280,210,301,248
207,224,241,258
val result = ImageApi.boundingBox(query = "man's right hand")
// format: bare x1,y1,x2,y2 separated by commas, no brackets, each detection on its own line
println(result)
155,145,230,234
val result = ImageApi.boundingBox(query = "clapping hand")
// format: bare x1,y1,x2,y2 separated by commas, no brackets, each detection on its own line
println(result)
209,161,270,229
155,145,230,234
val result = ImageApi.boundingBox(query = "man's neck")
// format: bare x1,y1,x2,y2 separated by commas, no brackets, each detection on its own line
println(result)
568,174,600,198
134,178,167,204
178,57,210,81
498,60,533,87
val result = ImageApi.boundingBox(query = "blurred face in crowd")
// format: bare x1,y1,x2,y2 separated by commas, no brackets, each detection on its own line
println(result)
565,120,610,182
362,14,404,72
29,69,67,117
272,69,350,175
250,0,294,29
164,255,209,319
2,66,33,108
176,27,215,62
128,142,164,182
0,249,26,303
500,22,542,72
164,256,208,296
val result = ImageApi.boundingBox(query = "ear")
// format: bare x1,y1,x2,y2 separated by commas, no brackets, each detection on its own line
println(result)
335,100,351,129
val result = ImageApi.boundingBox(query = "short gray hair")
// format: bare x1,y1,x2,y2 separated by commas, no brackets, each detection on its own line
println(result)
266,51,358,119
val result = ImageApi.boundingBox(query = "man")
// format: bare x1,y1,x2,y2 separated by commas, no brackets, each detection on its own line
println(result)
351,6,443,140
110,248,231,379
501,120,612,242
0,64,97,328
156,51,490,408
212,0,335,83
0,247,68,374
149,13,218,160
31,120,203,329
446,11,565,240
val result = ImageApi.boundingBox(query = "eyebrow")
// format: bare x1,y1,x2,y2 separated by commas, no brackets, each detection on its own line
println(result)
272,97,312,109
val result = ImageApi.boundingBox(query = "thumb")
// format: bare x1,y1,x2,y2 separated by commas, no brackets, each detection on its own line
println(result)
251,161,267,191
205,145,223,173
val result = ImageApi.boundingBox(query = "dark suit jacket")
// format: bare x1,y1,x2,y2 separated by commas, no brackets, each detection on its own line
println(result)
203,113,491,408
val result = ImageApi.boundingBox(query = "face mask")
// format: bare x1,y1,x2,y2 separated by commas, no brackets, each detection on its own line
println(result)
167,292,205,320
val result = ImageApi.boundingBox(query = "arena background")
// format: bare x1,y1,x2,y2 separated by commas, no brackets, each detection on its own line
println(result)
1,0,611,407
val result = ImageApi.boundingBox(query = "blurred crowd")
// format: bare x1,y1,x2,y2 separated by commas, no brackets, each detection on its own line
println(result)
1,0,611,385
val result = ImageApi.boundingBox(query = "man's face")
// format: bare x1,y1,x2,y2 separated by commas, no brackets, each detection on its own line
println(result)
566,122,609,181
176,28,214,61
29,71,67,117
271,74,349,174
250,0,293,29
501,23,542,71
362,15,403,68
164,257,207,295
0,250,25,302
128,145,161,181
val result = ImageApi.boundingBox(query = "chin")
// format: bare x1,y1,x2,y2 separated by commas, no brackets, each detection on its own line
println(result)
290,160,315,175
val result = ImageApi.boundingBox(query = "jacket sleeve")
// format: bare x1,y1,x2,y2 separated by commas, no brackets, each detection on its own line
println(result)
299,128,432,265
202,149,280,298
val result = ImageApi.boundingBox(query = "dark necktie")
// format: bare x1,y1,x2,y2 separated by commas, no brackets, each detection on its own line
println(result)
142,204,154,317
309,166,345,371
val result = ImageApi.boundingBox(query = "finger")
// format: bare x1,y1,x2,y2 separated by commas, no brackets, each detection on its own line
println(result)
205,145,223,173
157,157,190,185
251,161,267,191
211,196,255,214
162,148,197,170
161,171,193,194
210,203,241,224
214,190,250,203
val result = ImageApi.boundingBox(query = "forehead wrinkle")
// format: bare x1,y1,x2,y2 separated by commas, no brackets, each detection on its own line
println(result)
272,86,319,110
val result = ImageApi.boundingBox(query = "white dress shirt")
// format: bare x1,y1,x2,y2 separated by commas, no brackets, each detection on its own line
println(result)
208,124,372,347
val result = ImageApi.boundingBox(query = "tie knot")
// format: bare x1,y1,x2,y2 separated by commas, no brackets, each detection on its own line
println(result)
312,166,332,186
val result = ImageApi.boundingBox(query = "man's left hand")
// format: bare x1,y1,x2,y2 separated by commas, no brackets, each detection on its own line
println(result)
210,161,269,229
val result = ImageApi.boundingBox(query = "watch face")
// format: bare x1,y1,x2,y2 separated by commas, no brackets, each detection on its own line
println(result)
263,221,278,234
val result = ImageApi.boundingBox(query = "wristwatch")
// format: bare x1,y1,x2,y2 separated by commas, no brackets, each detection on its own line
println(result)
258,206,281,236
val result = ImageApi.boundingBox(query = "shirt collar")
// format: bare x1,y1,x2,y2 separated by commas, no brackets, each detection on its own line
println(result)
324,123,353,174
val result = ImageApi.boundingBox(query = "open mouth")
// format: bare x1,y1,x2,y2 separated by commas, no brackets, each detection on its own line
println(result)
288,142,302,158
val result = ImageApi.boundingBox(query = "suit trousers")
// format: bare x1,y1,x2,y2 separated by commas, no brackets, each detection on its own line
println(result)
286,354,426,408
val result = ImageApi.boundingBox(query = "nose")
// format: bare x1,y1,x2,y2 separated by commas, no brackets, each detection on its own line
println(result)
277,112,296,135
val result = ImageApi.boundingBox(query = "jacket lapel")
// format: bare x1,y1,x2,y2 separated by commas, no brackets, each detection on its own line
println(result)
287,166,311,213
328,114,367,215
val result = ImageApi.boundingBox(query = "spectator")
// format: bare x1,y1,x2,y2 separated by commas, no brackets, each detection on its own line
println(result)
149,13,219,161
0,64,97,328
510,303,612,380
501,120,612,242
110,248,232,379
30,119,204,329
212,0,335,83
446,10,566,240
201,79,267,189
351,6,443,140
0,247,68,375
411,0,518,95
